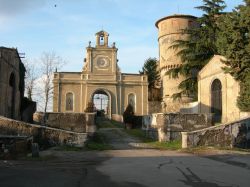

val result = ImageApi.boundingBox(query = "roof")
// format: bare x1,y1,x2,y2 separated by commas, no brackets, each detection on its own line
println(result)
155,14,197,28
95,30,109,36
0,46,18,52
198,55,226,76
121,73,142,76
55,72,81,74
0,46,22,64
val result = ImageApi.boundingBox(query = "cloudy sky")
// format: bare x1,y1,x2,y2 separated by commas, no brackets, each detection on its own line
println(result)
0,0,244,73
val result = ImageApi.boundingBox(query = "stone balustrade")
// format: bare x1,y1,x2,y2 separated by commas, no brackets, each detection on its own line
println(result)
142,113,213,142
181,117,250,149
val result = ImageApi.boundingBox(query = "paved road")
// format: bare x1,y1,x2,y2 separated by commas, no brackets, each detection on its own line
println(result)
0,127,250,187
98,128,146,149
98,149,250,187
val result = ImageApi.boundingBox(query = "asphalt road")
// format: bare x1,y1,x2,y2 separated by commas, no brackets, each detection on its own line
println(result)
0,128,250,187
97,149,250,187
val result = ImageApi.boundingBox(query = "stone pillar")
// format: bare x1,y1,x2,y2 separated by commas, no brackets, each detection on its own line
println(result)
158,127,170,142
181,132,188,148
85,113,96,136
32,143,39,157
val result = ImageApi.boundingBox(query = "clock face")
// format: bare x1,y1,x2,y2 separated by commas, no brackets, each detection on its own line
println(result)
96,57,110,68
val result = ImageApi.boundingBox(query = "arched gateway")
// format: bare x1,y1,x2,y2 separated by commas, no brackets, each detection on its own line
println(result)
92,89,111,118
53,31,148,120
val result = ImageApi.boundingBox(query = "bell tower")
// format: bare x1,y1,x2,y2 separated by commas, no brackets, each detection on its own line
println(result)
83,30,118,76
95,30,109,47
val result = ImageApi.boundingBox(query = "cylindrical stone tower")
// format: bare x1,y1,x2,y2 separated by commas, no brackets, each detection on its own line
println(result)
155,14,197,112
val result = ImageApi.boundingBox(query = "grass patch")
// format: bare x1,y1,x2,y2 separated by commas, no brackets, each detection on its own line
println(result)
110,120,124,128
220,147,250,152
124,128,181,150
86,132,113,151
54,145,84,151
148,141,181,150
183,146,250,154
86,142,113,151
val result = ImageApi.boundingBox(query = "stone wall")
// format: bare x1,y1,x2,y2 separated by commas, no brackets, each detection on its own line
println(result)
0,116,88,147
33,112,95,133
142,113,213,142
182,117,250,149
148,101,162,114
112,114,123,122
180,102,199,114
0,47,22,120
0,135,32,159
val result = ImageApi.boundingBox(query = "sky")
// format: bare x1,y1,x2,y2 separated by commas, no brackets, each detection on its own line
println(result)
0,0,244,73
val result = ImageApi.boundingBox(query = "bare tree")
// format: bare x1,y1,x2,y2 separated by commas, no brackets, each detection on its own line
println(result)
38,52,65,115
23,59,37,101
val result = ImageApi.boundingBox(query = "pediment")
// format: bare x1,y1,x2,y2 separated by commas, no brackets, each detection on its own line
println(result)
199,55,227,78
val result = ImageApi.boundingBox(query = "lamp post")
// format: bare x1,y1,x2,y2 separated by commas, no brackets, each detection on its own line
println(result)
96,95,103,110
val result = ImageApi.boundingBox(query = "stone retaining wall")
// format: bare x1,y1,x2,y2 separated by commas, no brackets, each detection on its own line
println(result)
0,135,32,159
148,101,162,114
0,116,88,147
142,113,213,142
182,117,250,149
33,112,95,133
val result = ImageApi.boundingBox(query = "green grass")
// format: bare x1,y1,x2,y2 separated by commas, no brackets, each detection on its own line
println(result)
110,120,124,128
183,146,250,154
86,142,113,151
147,140,181,150
124,128,182,150
86,132,113,151
54,145,84,151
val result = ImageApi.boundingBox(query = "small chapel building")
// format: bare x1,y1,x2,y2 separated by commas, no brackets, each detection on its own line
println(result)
198,55,249,123
53,31,148,120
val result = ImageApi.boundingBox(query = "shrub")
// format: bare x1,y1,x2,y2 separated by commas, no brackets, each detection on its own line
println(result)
123,104,134,125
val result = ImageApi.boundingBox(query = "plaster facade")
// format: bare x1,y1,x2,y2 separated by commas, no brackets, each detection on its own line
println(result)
53,31,148,119
155,15,198,112
0,47,23,119
198,55,249,123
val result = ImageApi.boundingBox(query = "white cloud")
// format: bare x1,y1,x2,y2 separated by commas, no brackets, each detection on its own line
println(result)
0,0,46,16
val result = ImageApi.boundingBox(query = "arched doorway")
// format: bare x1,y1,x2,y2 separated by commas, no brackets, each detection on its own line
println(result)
211,79,222,123
92,90,110,118
9,72,16,119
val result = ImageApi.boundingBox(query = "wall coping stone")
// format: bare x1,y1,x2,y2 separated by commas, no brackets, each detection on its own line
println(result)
0,115,87,136
185,116,250,134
